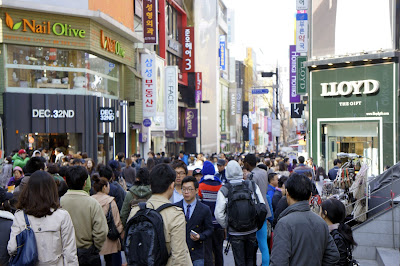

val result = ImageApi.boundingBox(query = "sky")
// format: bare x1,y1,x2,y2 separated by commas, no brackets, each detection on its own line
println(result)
225,0,297,106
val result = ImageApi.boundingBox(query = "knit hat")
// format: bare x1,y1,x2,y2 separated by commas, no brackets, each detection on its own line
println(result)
226,160,243,180
18,149,26,155
202,161,215,176
13,166,23,173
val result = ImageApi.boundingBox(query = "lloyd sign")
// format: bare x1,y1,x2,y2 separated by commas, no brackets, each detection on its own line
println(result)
320,80,380,97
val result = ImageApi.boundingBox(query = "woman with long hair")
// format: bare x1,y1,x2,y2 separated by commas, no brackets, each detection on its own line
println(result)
8,171,78,265
86,158,97,176
320,199,357,266
91,175,123,266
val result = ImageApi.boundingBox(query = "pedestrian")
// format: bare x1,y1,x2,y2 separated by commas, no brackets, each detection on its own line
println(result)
12,149,29,169
293,156,314,179
54,148,64,165
215,160,266,266
0,187,13,265
243,154,273,266
192,168,203,183
7,166,24,187
127,163,192,265
61,166,108,266
8,170,79,265
267,172,279,201
91,175,124,266
328,159,342,181
0,157,13,188
12,157,45,198
121,158,136,189
320,199,358,266
176,176,213,265
170,160,187,203
146,157,155,172
120,167,152,227
272,175,288,211
276,161,290,178
198,161,224,266
215,159,227,183
316,167,328,194
85,158,97,176
98,165,126,211
270,173,340,266
116,152,126,169
179,151,189,165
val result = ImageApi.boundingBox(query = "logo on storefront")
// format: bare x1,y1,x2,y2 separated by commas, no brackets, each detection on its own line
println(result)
320,79,380,97
5,12,86,38
100,30,125,58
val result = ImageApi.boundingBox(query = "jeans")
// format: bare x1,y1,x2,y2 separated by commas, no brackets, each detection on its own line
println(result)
256,220,270,266
204,227,225,266
104,252,122,266
230,233,257,266
193,259,205,266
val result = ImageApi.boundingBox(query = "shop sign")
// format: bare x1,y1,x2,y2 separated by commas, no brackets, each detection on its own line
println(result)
219,35,226,70
184,109,198,138
99,108,115,122
242,113,249,141
320,80,380,97
291,103,305,118
5,12,86,38
296,56,307,94
142,54,157,117
195,72,202,103
32,109,75,118
165,66,178,130
289,45,301,103
221,110,226,132
272,119,280,137
296,0,308,10
143,118,152,127
296,13,308,53
236,91,242,114
100,30,125,58
230,90,236,116
183,27,195,72
168,39,181,54
143,0,158,44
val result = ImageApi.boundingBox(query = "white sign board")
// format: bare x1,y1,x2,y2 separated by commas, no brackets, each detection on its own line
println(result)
165,66,178,130
142,54,157,117
296,0,308,10
296,13,308,53
272,119,280,137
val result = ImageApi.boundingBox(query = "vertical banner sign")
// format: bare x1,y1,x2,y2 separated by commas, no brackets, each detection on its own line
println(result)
143,0,158,44
289,45,301,103
183,27,195,72
219,35,226,70
242,113,249,141
221,110,226,132
142,54,157,117
296,56,307,94
296,13,308,53
184,109,198,138
296,0,308,10
195,72,202,103
165,66,178,130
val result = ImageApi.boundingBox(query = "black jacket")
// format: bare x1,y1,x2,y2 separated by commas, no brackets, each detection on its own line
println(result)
273,196,288,228
272,190,282,211
331,229,352,266
0,211,14,265
175,200,213,262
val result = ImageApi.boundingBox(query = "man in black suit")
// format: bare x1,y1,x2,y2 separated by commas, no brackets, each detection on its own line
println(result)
176,176,213,266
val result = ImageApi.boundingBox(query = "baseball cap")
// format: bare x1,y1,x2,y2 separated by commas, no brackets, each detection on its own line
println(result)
193,168,202,175
18,149,26,155
217,159,226,166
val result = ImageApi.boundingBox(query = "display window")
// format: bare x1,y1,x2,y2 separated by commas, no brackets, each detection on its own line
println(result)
6,45,119,97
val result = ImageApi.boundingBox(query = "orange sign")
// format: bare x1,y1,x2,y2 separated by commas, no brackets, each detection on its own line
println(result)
100,30,125,57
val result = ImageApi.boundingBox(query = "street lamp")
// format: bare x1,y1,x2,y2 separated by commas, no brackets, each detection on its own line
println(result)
261,67,279,155
199,100,210,153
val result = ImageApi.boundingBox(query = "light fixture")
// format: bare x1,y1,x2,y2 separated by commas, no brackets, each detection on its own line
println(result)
363,59,368,62
311,65,317,68
345,61,351,64
328,63,333,66
382,57,389,59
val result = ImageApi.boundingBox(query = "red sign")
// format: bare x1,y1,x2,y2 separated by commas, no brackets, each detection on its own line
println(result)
195,72,202,103
183,27,195,72
49,48,57,60
143,0,158,44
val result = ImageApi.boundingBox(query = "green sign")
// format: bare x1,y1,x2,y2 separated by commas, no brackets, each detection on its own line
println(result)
296,56,307,94
221,110,226,132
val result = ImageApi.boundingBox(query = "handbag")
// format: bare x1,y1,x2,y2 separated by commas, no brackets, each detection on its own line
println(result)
106,201,120,241
251,181,268,230
77,245,100,265
10,212,38,266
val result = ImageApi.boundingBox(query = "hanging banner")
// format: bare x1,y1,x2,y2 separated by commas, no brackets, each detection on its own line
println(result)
165,66,178,130
221,110,226,132
183,27,195,72
289,45,301,103
184,108,198,138
296,56,307,94
296,13,308,53
143,0,158,44
242,113,249,141
219,35,226,70
296,0,308,10
195,72,202,103
142,54,157,117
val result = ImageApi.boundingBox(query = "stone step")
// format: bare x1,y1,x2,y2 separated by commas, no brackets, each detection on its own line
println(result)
357,259,379,266
376,247,400,266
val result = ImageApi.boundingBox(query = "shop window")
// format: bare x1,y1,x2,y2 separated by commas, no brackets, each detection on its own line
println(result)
6,45,119,97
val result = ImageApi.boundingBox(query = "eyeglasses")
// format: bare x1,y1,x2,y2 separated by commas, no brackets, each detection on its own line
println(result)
176,172,186,176
182,188,195,192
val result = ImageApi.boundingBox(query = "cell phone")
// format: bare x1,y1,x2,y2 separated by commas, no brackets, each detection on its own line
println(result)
190,230,198,236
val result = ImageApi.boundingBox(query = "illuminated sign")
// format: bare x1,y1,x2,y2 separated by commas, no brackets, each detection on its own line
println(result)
100,30,125,58
320,80,380,97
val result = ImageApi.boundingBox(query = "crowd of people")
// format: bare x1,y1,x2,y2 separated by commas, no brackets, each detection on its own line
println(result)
0,148,358,266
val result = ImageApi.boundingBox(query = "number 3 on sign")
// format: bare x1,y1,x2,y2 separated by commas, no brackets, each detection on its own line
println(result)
185,59,191,71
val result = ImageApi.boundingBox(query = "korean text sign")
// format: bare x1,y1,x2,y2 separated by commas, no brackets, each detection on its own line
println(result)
296,13,308,53
143,0,158,44
296,0,308,10
183,27,195,72
219,35,226,70
289,45,301,103
142,54,157,117
165,66,178,130
195,72,202,103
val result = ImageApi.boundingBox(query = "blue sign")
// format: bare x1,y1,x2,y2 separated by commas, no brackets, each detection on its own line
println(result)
143,118,152,127
219,35,226,70
251,89,269,94
296,13,308,21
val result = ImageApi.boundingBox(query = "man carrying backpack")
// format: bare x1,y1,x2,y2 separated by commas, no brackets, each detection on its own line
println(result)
126,163,192,266
215,160,266,266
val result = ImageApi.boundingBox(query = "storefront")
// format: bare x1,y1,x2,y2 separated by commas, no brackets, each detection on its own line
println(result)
310,63,398,175
0,8,137,161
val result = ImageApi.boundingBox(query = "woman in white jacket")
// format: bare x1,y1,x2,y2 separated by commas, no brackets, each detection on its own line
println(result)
8,170,78,265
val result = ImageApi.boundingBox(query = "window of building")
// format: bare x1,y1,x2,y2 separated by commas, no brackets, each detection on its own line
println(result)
6,45,119,97
166,2,180,41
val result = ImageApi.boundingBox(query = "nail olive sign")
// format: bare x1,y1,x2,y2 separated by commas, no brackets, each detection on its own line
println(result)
100,30,125,58
5,12,86,38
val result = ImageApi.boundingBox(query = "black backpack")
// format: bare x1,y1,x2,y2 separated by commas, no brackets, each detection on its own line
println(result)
124,202,173,266
106,202,120,241
222,180,257,232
